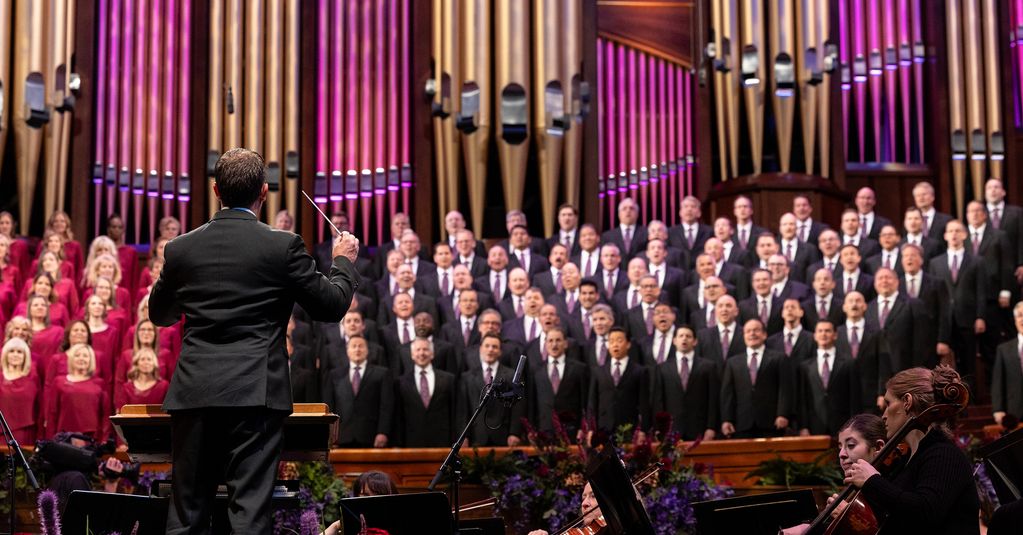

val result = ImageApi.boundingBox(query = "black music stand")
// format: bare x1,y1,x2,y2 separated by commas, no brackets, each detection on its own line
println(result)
978,426,1023,504
693,489,818,535
63,491,169,535
584,446,656,535
339,492,454,535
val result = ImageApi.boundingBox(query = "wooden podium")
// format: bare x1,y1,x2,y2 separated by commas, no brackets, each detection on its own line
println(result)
111,403,338,463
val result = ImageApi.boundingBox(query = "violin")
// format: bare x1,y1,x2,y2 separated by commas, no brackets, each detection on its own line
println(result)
803,381,968,535
554,463,661,535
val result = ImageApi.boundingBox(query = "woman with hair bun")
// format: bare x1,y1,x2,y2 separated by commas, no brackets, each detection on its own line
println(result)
842,365,979,534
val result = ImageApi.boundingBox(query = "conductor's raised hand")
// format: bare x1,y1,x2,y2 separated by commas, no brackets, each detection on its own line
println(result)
333,231,360,263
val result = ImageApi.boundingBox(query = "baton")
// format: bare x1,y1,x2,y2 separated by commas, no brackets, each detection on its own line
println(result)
301,189,343,237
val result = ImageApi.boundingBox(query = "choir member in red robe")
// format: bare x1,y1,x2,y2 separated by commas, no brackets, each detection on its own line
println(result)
27,295,65,367
44,321,103,385
0,234,22,319
85,277,131,335
114,348,169,412
81,254,132,316
83,296,122,377
27,250,78,314
136,237,168,293
117,319,174,387
13,274,70,327
0,337,41,443
44,343,111,440
45,211,83,282
0,211,32,279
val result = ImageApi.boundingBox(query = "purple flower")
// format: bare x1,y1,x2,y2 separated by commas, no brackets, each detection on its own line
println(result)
300,509,321,535
38,490,62,535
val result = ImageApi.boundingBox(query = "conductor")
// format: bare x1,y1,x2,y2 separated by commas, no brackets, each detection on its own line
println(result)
150,148,360,534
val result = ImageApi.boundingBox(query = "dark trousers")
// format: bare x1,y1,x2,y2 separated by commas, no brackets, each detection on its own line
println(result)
165,407,288,535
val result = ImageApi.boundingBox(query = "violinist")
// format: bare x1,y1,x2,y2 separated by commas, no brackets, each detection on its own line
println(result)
842,366,979,534
527,482,603,535
779,414,886,535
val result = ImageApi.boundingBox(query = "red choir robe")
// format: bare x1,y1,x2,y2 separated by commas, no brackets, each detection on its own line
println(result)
45,346,110,386
8,238,31,279
21,275,79,315
113,379,169,412
115,348,174,387
12,300,70,328
117,245,139,295
0,372,42,443
30,326,65,367
44,375,111,440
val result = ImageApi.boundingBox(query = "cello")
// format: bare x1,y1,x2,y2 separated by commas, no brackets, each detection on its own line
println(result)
803,379,969,535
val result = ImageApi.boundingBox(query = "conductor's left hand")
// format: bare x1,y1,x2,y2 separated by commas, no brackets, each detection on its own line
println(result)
334,231,360,263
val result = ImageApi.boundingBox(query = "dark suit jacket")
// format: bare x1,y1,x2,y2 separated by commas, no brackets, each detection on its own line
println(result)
901,235,944,262
928,253,987,331
717,262,751,301
733,224,770,252
636,246,690,271
800,220,830,249
739,295,785,336
966,227,1015,302
925,211,954,243
836,321,888,412
290,365,321,403
150,209,358,411
993,203,1023,267
667,223,713,267
834,272,876,303
455,255,490,278
497,237,548,257
623,303,659,347
780,241,821,283
800,295,846,331
397,338,457,376
766,329,815,363
457,364,526,446
863,214,893,241
326,365,394,447
696,324,746,370
379,321,414,370
377,292,439,326
868,294,932,373
588,359,651,432
804,257,841,285
865,249,906,276
507,251,550,280
991,339,1023,419
652,353,719,440
720,349,793,435
601,225,649,260
797,351,854,435
473,273,511,302
595,268,629,300
317,327,387,380
775,279,812,303
396,368,457,447
530,358,590,433
437,290,495,325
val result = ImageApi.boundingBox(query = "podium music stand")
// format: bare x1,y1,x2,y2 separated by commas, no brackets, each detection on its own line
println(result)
692,489,817,534
978,426,1023,504
63,491,169,535
339,492,454,535
110,403,338,462
584,445,656,535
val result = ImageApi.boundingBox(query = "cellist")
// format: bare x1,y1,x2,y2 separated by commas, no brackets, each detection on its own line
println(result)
842,366,979,534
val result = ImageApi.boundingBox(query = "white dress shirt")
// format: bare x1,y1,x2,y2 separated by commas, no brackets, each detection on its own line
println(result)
816,348,834,379
416,364,436,396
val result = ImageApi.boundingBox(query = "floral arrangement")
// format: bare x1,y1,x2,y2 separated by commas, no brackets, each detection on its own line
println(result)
462,412,733,535
273,461,350,535
744,450,844,489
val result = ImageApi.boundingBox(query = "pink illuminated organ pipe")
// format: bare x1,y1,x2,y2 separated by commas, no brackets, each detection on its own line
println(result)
617,44,627,201
648,56,660,222
178,0,191,227
666,59,677,227
134,0,150,243
94,0,109,233
345,0,358,225
838,0,850,160
148,0,163,243
604,40,617,227
385,0,399,240
866,0,882,161
596,38,605,223
400,0,411,212
658,59,668,223
360,0,374,243
882,0,897,161
637,54,648,221
628,47,638,202
372,0,386,244
683,69,692,198
106,0,121,221
163,0,179,221
897,0,911,162
911,0,924,161
314,0,328,242
119,0,134,226
851,0,866,161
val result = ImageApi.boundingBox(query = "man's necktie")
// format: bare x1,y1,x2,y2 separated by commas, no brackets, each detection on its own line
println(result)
352,366,362,396
951,254,959,283
686,227,695,249
563,234,571,247
585,254,594,277
821,354,830,388
645,306,654,335
679,357,690,390
799,223,807,242
550,362,561,394
860,217,867,239
623,227,633,252
880,299,890,327
583,311,592,339
720,328,730,357
521,252,529,273
972,232,980,255
846,276,854,294
606,272,615,299
657,333,667,363
992,208,1002,229
883,254,891,270
784,332,794,356
908,277,917,298
923,215,931,236
612,361,622,386
441,271,450,296
598,338,607,366
493,273,501,298
850,326,860,358
631,289,639,308
748,352,759,385
516,296,524,317
392,281,399,296
529,319,538,342
485,366,493,385
818,299,827,318
759,299,768,324
463,320,472,346
555,270,563,293
419,370,430,407
785,242,793,262
827,260,834,272
740,228,748,249
402,322,412,344
566,292,576,314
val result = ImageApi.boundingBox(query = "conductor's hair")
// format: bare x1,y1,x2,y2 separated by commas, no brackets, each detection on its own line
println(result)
215,148,266,209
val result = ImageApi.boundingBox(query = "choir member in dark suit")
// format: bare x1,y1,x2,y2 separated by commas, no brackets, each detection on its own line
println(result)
705,237,750,301
622,275,662,347
498,268,532,322
928,220,987,385
44,343,111,440
395,313,457,376
0,337,41,443
802,268,845,331
688,275,729,333
900,244,948,327
502,287,546,348
912,181,954,243
611,257,650,314
714,217,748,266
854,187,893,240
643,239,686,306
372,213,411,278
497,210,548,256
457,333,525,447
601,197,648,261
767,254,812,303
740,269,785,335
317,311,387,381
733,196,770,255
870,268,933,373
805,230,843,284
837,292,888,413
397,230,436,279
639,220,690,270
379,292,417,370
965,200,1015,376
548,204,582,257
984,178,1023,279
582,305,617,368
443,210,487,259
326,334,394,447
533,244,570,296
474,246,511,302
696,295,745,369
644,303,679,366
682,255,725,322
374,249,404,302
767,299,814,362
865,225,905,276
835,245,876,302
778,213,820,283
396,337,458,447
571,224,603,279
507,225,551,280
463,309,524,373
719,319,793,438
588,327,651,435
652,326,719,441
991,303,1023,427
902,207,944,262
439,265,495,324
418,242,456,299
793,195,829,248
839,210,882,260
797,321,853,436
530,327,589,437
548,263,585,331
562,279,601,343
668,196,713,268
440,289,482,360
594,243,629,301
377,264,439,326
114,348,170,410
453,230,490,278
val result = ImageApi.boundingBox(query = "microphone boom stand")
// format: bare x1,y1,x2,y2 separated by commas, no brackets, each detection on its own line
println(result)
0,408,40,535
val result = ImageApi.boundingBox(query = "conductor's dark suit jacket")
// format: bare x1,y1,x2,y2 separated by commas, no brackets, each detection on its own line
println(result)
652,353,720,440
150,209,358,411
326,364,395,447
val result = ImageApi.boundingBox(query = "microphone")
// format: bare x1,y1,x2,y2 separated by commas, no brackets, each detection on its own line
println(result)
494,356,527,407
510,355,526,386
